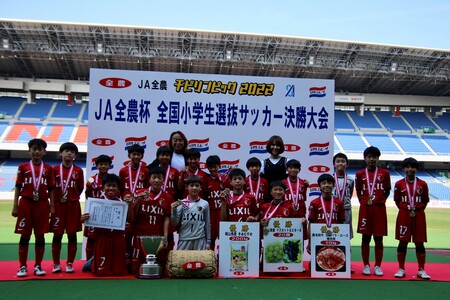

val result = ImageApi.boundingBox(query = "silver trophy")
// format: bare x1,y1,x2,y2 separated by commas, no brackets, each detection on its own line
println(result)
138,236,164,279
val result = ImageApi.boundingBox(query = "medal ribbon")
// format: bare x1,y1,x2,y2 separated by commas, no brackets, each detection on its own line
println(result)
149,189,163,201
320,196,334,227
405,177,417,211
264,201,282,220
60,163,74,195
249,176,261,202
161,166,170,192
228,192,244,205
181,196,199,208
334,173,347,201
287,178,300,207
30,161,44,194
128,163,142,197
365,167,378,201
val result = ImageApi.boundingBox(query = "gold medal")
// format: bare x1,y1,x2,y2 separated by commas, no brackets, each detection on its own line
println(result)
367,198,373,205
410,210,416,218
60,192,67,203
294,204,299,211
33,190,39,202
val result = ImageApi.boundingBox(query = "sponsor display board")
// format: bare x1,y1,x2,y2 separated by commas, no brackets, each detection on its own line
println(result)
218,221,260,278
88,69,334,200
310,223,351,278
263,218,304,272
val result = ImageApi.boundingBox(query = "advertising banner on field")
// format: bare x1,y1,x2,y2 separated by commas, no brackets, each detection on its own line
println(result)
87,69,334,199
263,218,304,272
310,223,351,278
218,221,260,278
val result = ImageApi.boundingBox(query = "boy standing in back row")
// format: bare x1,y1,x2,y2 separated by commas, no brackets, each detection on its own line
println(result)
393,157,431,280
355,146,391,276
12,138,55,277
50,142,84,274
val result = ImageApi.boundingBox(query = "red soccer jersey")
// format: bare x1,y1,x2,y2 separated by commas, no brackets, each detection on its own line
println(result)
119,163,150,198
283,177,308,217
308,197,345,224
355,167,391,205
132,189,171,236
161,166,179,200
16,160,55,200
179,168,208,199
224,192,259,222
204,174,225,240
53,164,84,202
394,177,429,210
245,175,269,207
260,201,294,219
85,173,105,199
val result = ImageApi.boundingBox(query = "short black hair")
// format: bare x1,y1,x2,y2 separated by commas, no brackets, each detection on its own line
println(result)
95,154,112,166
206,155,221,167
229,168,246,180
102,173,120,186
156,146,172,158
363,146,381,158
148,166,166,177
270,180,287,191
265,135,285,154
401,157,420,169
184,148,201,159
28,138,47,149
317,173,335,185
128,144,145,155
59,142,78,154
286,159,301,169
333,153,348,164
185,175,202,186
246,157,261,169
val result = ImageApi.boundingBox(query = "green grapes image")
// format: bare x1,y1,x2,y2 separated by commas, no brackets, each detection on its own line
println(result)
264,241,284,263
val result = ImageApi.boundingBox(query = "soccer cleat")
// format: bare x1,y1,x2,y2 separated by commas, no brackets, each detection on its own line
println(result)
52,263,62,273
394,268,406,278
417,269,431,280
362,265,371,275
33,265,46,276
16,266,27,277
374,266,383,276
66,262,74,273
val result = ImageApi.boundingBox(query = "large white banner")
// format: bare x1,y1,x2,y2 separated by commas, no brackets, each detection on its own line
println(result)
88,69,334,198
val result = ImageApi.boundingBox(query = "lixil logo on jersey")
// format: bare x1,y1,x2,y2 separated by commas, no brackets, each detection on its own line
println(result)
218,142,241,150
99,77,132,89
91,155,115,171
309,86,326,98
188,138,209,152
249,141,268,154
91,137,116,147
309,142,330,156
308,183,321,197
124,136,147,150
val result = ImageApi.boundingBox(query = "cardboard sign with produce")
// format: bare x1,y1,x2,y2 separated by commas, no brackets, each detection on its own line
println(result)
263,218,303,272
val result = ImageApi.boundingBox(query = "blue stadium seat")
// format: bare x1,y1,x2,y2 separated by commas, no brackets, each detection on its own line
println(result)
433,113,450,132
363,133,402,154
422,135,450,155
335,133,368,152
393,134,433,155
347,111,382,129
51,101,82,119
0,96,25,117
401,112,437,131
373,111,410,131
19,99,54,120
334,110,355,130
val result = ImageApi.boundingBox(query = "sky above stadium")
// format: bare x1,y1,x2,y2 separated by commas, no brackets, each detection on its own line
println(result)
2,0,450,50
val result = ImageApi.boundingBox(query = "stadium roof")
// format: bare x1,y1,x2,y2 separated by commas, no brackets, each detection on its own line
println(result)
1,19,450,97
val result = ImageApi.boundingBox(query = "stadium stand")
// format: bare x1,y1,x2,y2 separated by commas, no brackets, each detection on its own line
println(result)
51,101,83,120
335,132,368,152
363,133,402,154
433,112,450,132
401,112,437,131
373,111,411,131
392,134,433,155
0,96,25,117
334,110,355,130
347,111,383,129
421,135,450,155
18,98,54,120
4,123,43,143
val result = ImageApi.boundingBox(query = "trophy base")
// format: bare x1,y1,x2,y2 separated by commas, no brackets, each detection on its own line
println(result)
138,263,162,279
